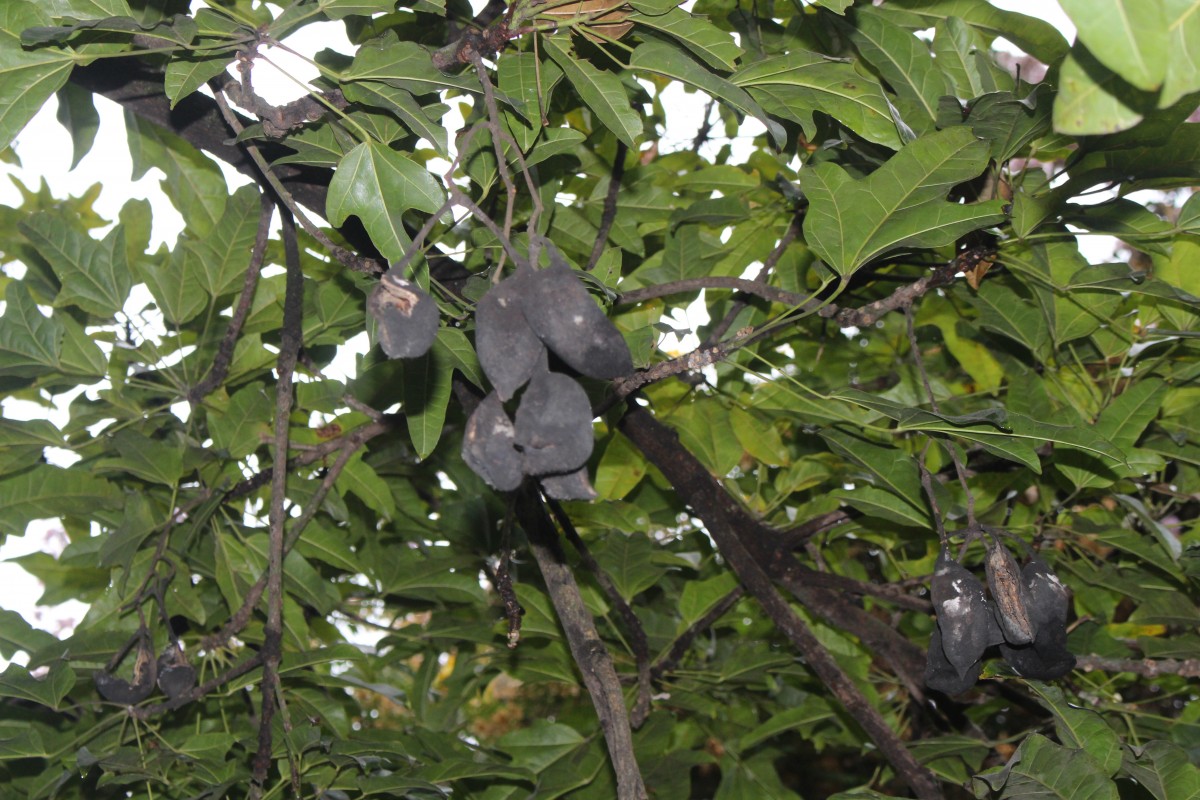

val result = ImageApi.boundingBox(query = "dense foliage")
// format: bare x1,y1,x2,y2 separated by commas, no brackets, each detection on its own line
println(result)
1,0,1200,797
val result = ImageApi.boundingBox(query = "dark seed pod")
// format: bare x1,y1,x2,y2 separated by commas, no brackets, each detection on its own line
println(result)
462,392,524,491
1023,555,1070,631
156,648,197,701
368,270,440,359
475,268,546,401
515,368,594,477
95,637,157,705
930,550,995,678
519,260,633,380
999,635,1076,680
540,466,598,501
924,627,982,696
999,554,1075,680
985,539,1035,645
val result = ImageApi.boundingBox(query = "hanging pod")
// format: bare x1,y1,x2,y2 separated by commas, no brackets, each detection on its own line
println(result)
462,391,524,492
985,537,1035,646
368,270,440,360
924,627,983,696
514,367,595,477
519,256,633,380
156,645,197,702
930,549,998,679
475,267,546,401
94,632,157,705
999,554,1076,680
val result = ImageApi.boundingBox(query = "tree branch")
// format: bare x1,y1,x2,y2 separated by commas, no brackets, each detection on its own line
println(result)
1075,655,1200,678
618,276,810,307
547,498,653,729
587,141,628,272
517,489,648,800
619,404,942,800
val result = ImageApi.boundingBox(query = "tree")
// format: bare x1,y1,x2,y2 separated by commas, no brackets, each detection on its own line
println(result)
1,0,1199,797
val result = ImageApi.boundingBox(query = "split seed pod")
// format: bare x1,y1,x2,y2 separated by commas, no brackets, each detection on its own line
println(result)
930,550,995,678
540,466,598,501
985,539,1035,645
924,627,982,696
520,259,633,380
368,270,440,359
999,555,1075,680
462,392,524,491
95,635,157,705
514,368,594,477
475,268,546,401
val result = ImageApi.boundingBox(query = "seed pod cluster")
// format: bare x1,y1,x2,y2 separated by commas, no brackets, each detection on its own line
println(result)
464,256,632,500
925,537,1075,695
368,269,440,360
95,632,198,706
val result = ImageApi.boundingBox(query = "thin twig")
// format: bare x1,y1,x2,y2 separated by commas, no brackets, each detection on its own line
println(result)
650,587,744,680
690,98,716,154
517,489,648,800
547,497,652,728
586,141,627,272
210,82,384,276
618,276,810,307
190,192,274,404
250,207,304,797
703,212,802,344
906,305,976,528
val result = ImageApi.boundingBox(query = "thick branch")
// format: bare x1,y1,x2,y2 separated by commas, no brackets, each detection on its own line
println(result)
619,404,941,800
618,276,810,307
517,489,647,800
1076,655,1200,678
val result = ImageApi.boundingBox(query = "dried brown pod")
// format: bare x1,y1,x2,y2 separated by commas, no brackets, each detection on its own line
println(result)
156,647,196,701
999,555,1075,680
985,538,1035,645
540,466,598,501
462,392,524,491
520,259,633,380
514,368,594,477
475,268,546,401
930,550,996,678
368,270,440,359
924,627,982,696
95,636,157,705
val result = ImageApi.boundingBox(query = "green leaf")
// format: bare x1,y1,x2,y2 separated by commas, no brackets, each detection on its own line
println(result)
208,383,273,459
0,464,121,538
164,51,236,108
0,663,75,710
318,0,396,19
401,342,452,461
433,326,483,389
326,141,446,261
731,50,902,149
975,734,1118,799
497,51,563,152
140,246,209,326
799,127,1007,276
1027,683,1123,777
848,6,951,128
0,282,65,379
970,282,1048,356
595,432,647,501
339,455,396,521
729,406,789,465
1122,740,1200,800
544,35,641,149
933,17,986,98
1059,0,1168,92
499,720,586,775
821,429,927,516
125,111,228,237
0,608,57,660
629,41,785,149
887,0,1070,64
341,81,451,157
678,571,739,625
20,212,132,317
0,3,74,151
95,430,185,486
629,8,742,71
1053,45,1153,136
1160,0,1200,108
343,36,478,95
184,184,263,298
54,82,99,170
594,533,667,602
670,400,743,476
